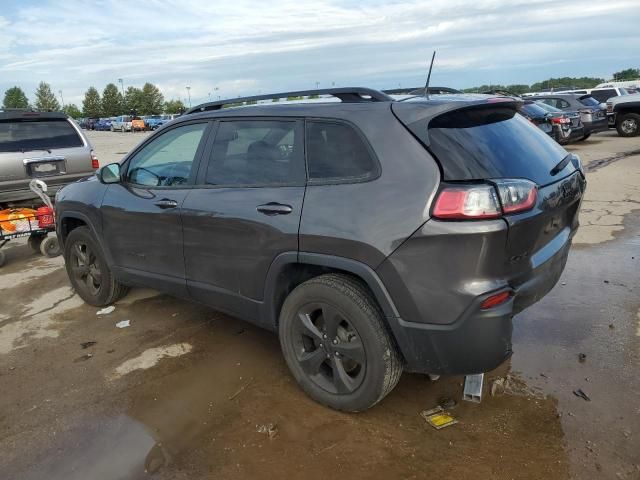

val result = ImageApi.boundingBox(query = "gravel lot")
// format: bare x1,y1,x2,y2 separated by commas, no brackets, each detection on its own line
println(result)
1,129,639,480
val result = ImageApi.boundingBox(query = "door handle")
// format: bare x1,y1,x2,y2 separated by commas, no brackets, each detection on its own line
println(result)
256,202,293,216
155,198,178,209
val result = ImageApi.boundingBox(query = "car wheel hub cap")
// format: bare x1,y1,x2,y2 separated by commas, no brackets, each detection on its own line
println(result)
293,302,366,394
622,119,637,133
71,242,102,296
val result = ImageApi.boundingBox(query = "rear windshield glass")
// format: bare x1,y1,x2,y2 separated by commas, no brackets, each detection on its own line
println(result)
428,107,572,185
578,96,600,107
520,103,548,117
0,119,83,153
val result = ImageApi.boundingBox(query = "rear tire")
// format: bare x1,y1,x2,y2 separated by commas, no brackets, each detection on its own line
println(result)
616,113,640,137
279,273,402,412
40,236,61,257
28,234,45,253
63,227,128,306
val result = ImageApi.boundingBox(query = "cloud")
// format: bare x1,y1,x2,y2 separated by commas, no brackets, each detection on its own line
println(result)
1,0,638,106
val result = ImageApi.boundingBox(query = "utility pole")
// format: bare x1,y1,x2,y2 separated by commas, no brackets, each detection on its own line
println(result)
58,90,65,108
186,86,191,107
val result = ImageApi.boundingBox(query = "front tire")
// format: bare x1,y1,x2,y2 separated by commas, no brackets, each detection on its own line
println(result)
616,113,640,137
579,133,591,141
279,274,402,412
63,227,128,306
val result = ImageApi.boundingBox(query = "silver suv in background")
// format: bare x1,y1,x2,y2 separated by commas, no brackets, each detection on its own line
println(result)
110,115,132,132
0,110,98,207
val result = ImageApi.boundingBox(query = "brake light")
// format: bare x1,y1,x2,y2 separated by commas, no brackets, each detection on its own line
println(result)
550,117,570,125
433,179,537,220
493,179,537,214
432,185,501,219
480,291,511,310
91,150,99,169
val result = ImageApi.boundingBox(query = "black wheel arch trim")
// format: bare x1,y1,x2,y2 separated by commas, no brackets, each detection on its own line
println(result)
261,251,401,328
57,210,114,266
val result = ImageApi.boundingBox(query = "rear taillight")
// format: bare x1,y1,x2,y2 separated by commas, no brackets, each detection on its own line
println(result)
432,185,501,219
91,150,99,169
493,179,537,214
550,117,570,125
433,179,537,220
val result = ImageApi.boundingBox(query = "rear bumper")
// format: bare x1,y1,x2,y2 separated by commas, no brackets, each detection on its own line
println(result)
384,233,571,375
0,174,90,205
583,118,609,135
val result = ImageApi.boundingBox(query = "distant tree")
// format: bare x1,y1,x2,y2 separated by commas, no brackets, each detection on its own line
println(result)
124,86,143,114
140,83,164,115
63,104,82,118
34,81,60,111
164,99,185,114
102,83,123,116
529,77,604,92
82,87,102,117
612,68,640,81
3,86,29,108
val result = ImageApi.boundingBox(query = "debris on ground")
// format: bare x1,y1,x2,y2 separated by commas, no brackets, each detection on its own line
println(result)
80,341,97,349
73,353,93,362
579,353,587,363
256,423,278,439
228,377,254,400
438,397,457,409
609,324,615,329
463,373,484,403
573,389,591,401
490,375,546,399
603,280,610,284
115,320,130,329
420,406,458,430
97,306,115,315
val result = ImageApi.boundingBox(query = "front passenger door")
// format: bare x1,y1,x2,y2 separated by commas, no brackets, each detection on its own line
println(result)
101,121,210,294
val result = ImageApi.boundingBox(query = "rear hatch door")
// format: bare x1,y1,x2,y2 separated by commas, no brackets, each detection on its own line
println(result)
0,115,90,194
393,100,586,265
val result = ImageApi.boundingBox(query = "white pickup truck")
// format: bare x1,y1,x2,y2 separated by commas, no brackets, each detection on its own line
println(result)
607,93,640,137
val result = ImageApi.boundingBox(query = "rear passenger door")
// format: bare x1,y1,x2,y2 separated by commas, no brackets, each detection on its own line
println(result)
182,119,306,322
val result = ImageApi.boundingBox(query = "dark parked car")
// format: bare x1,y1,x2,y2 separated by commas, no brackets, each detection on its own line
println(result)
55,88,585,411
531,94,607,139
518,101,583,145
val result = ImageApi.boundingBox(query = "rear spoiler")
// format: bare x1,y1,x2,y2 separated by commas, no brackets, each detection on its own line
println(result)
0,110,67,121
392,97,523,147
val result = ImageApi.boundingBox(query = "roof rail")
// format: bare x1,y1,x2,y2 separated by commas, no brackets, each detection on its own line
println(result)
185,87,393,114
383,86,462,95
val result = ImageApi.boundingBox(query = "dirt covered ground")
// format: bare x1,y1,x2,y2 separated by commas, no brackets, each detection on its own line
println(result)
0,130,639,480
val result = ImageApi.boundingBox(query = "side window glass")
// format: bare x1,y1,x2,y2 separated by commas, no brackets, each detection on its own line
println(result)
559,100,570,109
205,120,304,186
306,121,378,182
126,123,206,187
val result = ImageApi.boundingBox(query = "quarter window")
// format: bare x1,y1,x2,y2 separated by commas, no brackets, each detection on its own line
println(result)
306,121,377,182
126,122,207,187
205,120,304,186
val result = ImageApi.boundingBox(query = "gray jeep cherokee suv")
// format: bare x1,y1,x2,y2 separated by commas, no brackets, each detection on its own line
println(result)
0,110,98,206
55,88,585,411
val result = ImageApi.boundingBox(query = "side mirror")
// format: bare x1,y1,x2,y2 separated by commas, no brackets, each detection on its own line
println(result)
99,163,122,184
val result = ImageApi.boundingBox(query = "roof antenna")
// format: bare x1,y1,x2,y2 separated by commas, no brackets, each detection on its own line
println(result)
424,51,436,99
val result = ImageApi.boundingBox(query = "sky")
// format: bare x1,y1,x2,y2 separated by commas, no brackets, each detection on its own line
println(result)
1,0,639,107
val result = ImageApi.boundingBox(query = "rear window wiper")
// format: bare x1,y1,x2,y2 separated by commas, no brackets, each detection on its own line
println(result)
550,154,572,176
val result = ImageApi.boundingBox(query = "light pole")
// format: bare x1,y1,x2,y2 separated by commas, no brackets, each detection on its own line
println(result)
186,86,191,107
58,90,65,108
208,92,211,101
315,81,320,90
118,78,125,97
215,86,220,100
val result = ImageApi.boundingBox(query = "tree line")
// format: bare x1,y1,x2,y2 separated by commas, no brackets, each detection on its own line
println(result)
462,68,640,95
2,82,186,118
